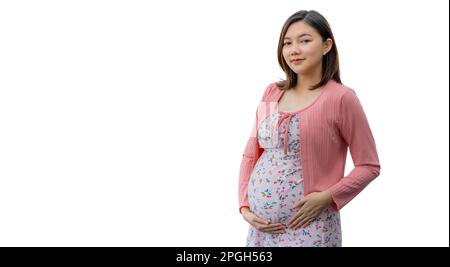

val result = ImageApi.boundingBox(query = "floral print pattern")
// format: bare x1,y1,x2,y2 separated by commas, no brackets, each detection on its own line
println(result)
246,112,342,247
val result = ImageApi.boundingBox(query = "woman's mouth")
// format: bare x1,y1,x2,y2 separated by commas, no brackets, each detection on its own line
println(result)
291,59,304,64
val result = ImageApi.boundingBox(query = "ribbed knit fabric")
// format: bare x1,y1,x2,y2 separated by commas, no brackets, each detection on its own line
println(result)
238,79,381,213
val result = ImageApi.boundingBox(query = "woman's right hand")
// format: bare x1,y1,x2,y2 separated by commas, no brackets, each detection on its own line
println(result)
241,207,286,234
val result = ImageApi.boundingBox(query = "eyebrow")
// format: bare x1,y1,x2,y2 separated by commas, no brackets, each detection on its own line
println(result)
284,33,312,40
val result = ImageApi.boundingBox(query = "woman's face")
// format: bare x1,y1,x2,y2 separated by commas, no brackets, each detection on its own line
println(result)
282,21,332,76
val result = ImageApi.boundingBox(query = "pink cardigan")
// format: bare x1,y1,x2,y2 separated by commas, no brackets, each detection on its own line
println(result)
238,79,380,213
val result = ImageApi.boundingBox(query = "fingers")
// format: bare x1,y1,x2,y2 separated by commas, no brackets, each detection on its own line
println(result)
300,217,315,228
268,229,286,234
288,215,303,229
288,206,315,229
244,211,286,234
288,213,316,229
260,223,285,232
287,211,300,226
253,221,284,230
251,214,285,232
258,223,286,234
293,199,306,209
251,219,286,233
252,216,270,225
296,216,315,229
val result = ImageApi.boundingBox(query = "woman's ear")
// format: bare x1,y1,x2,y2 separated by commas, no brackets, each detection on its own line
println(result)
323,38,333,56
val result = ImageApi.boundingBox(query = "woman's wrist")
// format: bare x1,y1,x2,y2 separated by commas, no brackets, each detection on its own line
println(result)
240,206,251,214
322,191,333,206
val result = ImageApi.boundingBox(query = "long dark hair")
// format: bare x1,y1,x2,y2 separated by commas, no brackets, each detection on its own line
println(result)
276,10,341,91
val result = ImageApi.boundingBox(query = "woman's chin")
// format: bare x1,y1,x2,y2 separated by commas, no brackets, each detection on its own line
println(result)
291,66,314,76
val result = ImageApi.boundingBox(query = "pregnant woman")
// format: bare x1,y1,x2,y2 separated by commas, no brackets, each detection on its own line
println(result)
238,10,381,247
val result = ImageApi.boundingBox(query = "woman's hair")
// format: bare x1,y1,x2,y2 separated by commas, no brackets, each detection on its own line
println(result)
276,10,341,91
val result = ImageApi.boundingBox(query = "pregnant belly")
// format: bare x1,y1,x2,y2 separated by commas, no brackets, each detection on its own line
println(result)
247,152,304,224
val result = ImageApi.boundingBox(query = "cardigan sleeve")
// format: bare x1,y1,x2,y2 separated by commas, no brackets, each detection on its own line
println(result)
327,89,381,211
238,83,276,214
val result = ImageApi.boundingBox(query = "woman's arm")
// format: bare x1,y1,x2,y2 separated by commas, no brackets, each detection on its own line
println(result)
238,132,263,213
238,83,276,213
327,89,381,211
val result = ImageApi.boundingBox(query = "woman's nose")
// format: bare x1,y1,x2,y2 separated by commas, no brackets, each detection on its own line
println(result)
290,43,302,55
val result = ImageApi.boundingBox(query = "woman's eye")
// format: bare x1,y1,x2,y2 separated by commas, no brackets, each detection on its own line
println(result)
283,40,310,46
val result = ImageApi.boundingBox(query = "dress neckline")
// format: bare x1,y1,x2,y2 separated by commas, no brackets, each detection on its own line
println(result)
277,80,333,114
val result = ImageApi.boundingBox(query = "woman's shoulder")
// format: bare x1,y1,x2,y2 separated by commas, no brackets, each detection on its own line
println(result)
327,80,354,95
260,81,283,101
325,80,361,104
325,81,366,110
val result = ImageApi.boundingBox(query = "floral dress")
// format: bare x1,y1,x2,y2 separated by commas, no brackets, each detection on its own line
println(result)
246,111,342,247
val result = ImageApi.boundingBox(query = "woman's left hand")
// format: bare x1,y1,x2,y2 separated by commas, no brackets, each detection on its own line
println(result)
287,191,333,230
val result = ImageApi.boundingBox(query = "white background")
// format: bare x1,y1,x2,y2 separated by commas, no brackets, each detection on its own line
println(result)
0,0,448,247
